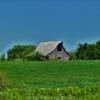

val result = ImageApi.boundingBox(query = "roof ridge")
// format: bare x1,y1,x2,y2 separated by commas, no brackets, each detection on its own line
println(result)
40,41,62,43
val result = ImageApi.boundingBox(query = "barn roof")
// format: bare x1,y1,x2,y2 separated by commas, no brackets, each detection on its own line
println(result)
35,41,63,56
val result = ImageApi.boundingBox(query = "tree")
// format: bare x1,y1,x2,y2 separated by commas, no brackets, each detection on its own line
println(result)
74,40,100,60
86,44,97,60
25,52,44,61
69,52,77,60
0,54,5,61
96,40,100,59
75,43,88,60
7,45,36,60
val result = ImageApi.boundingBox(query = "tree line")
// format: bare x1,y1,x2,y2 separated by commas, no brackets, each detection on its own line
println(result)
0,45,43,61
70,40,100,60
1,40,100,61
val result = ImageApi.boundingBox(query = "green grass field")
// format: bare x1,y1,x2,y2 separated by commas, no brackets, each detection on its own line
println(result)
0,61,100,99
0,60,100,88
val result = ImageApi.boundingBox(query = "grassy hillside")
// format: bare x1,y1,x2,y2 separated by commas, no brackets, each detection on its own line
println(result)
0,61,100,88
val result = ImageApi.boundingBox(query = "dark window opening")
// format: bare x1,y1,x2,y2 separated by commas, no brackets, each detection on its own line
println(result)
57,43,62,51
46,56,49,59
58,57,61,59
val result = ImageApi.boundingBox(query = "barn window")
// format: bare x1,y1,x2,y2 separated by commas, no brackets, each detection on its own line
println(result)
57,43,62,51
46,56,49,59
58,57,61,59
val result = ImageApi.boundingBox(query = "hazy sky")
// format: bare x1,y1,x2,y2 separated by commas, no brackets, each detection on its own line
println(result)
0,0,100,54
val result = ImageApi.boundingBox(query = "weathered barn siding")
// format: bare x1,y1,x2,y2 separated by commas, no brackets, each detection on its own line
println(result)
48,47,69,60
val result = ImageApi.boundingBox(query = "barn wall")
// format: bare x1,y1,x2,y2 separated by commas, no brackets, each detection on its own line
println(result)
48,47,69,60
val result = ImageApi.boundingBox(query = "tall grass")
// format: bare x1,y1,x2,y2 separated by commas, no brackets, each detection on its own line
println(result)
0,86,100,100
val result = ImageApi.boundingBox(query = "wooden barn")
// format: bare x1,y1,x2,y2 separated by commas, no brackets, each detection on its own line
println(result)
35,41,70,60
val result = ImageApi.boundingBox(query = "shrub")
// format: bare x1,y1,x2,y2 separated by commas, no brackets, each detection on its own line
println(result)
0,72,9,90
25,52,44,61
0,54,6,61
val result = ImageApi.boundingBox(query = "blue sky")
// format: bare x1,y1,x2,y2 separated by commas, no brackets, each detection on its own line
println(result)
0,0,100,54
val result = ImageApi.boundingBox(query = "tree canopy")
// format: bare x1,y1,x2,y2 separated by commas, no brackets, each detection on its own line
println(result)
7,45,36,60
71,40,100,60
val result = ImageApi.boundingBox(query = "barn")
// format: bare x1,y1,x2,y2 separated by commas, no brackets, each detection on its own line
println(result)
35,41,70,60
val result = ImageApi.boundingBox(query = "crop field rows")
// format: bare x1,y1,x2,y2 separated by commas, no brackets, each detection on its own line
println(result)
0,61,100,99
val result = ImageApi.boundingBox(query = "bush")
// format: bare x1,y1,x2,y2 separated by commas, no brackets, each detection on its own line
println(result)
0,54,6,61
0,72,9,90
69,52,77,60
25,52,44,61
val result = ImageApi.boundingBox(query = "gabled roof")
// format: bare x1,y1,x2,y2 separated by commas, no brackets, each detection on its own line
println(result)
35,41,62,56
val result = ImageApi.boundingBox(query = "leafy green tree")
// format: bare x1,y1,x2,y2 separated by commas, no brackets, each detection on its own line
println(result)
96,40,100,59
85,44,97,60
69,52,77,60
0,54,5,61
7,45,36,60
75,43,88,60
75,42,98,60
25,52,44,61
